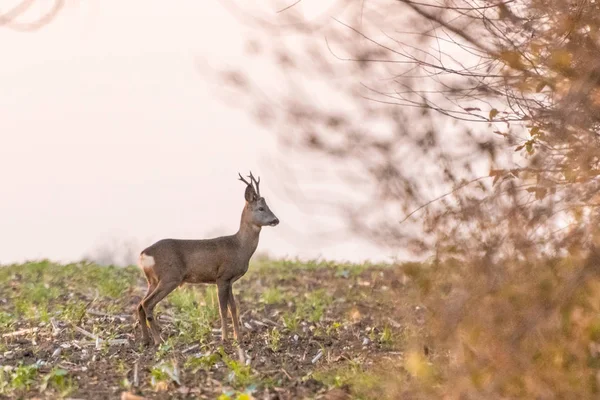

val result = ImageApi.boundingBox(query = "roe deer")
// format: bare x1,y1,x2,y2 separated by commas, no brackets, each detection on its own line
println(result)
136,172,279,346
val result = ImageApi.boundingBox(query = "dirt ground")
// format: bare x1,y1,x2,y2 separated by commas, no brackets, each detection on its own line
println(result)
0,260,430,399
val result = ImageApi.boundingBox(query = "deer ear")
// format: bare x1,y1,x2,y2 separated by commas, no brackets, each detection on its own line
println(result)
244,185,257,202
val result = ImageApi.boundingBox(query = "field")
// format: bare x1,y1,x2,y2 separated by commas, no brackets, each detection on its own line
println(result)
0,259,434,399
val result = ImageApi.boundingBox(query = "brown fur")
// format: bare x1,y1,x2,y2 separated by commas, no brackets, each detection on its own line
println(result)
136,173,278,346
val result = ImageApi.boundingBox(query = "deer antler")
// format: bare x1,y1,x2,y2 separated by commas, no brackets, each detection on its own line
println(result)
238,173,252,187
248,171,260,197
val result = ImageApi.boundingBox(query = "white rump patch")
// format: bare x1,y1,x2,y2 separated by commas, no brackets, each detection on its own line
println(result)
139,253,155,269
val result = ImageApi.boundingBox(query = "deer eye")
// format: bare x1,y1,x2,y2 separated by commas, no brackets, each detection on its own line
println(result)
258,207,265,212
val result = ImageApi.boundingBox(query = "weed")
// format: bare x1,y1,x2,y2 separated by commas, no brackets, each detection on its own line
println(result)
40,368,76,396
150,359,181,391
314,363,384,399
1,363,39,393
60,301,88,323
0,311,14,329
115,359,128,375
184,352,221,373
169,286,218,343
298,289,333,323
281,313,300,332
93,266,138,298
219,348,255,388
327,321,343,335
267,327,281,352
155,338,175,360
261,288,284,305
380,325,393,346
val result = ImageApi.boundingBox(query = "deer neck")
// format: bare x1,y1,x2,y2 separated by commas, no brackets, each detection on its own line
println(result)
236,205,261,258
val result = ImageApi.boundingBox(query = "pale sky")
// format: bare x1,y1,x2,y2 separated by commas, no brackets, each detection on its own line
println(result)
1,0,391,265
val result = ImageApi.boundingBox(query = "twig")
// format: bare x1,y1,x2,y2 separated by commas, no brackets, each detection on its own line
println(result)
208,377,222,388
182,344,199,354
311,349,323,364
2,327,38,338
73,325,101,341
87,309,132,319
399,176,491,224
75,339,129,347
262,318,280,327
387,318,402,328
281,368,293,380
276,0,302,14
133,362,139,387
87,309,111,317
50,318,60,336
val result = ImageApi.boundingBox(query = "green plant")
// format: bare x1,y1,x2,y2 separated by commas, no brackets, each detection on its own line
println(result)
261,288,284,305
281,313,300,332
60,300,88,323
184,352,221,372
155,339,175,360
150,360,181,390
327,321,343,335
168,287,218,343
267,327,281,352
0,311,14,329
10,364,38,391
40,368,75,395
313,362,384,398
219,348,255,388
298,289,333,323
379,325,393,346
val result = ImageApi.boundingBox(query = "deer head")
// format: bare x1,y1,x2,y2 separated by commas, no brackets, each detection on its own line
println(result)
238,172,279,227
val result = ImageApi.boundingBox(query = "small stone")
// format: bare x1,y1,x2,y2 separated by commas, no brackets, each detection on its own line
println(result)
362,338,369,346
52,348,62,358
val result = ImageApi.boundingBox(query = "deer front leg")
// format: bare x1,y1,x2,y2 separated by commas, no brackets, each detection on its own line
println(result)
228,286,241,341
217,282,230,342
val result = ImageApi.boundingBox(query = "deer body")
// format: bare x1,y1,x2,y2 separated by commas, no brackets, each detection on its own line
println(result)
137,172,278,346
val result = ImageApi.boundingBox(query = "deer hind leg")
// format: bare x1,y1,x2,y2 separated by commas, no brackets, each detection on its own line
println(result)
142,279,179,345
217,282,231,342
227,286,241,341
138,283,156,346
